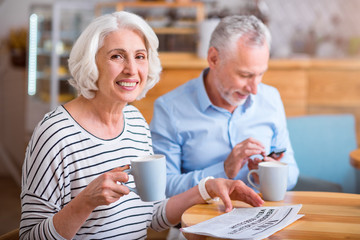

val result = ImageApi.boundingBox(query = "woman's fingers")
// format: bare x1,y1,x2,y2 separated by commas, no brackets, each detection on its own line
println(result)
206,179,264,212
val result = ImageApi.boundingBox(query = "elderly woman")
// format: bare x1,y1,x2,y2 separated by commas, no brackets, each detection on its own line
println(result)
20,11,263,240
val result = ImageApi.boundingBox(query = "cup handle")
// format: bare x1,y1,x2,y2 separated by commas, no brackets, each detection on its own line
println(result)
120,168,138,194
247,169,260,191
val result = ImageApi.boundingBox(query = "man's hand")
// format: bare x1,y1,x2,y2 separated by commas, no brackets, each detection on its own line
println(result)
224,138,265,179
247,152,285,184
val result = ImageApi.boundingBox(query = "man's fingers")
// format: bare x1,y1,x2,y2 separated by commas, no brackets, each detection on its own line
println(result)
246,138,265,149
262,156,276,162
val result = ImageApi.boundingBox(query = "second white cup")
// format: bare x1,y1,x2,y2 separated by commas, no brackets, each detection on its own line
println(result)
247,161,288,201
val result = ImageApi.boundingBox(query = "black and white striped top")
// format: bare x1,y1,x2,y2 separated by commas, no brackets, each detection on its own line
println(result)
20,105,171,239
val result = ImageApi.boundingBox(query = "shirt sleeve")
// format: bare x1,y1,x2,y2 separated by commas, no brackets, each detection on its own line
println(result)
20,162,64,239
149,199,175,232
150,98,228,197
20,192,66,240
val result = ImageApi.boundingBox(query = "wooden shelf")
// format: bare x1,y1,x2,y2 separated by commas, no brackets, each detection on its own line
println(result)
96,1,205,52
154,27,196,35
114,2,205,22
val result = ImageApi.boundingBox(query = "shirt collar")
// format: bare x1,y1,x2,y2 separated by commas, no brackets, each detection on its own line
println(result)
197,68,213,112
242,94,254,112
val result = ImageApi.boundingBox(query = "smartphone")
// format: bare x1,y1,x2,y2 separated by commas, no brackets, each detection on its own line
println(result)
267,148,287,158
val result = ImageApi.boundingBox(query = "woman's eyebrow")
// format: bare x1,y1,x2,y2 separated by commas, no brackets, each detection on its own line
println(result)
107,48,126,54
107,48,147,54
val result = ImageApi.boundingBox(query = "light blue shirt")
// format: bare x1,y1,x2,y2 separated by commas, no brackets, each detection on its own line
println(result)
150,69,299,197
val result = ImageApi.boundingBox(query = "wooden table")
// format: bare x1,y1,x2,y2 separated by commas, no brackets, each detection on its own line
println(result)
181,191,360,240
350,148,360,169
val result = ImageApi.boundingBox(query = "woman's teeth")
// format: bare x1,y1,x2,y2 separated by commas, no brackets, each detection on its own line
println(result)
118,82,136,87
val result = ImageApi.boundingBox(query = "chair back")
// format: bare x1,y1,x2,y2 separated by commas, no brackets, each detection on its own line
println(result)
287,114,359,193
0,228,19,240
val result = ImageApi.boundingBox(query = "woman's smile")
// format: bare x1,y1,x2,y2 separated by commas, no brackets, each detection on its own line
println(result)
116,79,139,89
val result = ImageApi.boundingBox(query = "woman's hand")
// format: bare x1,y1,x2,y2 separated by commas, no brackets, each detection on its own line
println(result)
205,178,264,212
80,165,131,209
166,178,264,225
53,166,131,239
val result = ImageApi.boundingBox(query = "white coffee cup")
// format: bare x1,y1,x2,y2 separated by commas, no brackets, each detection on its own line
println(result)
123,154,166,202
247,161,288,201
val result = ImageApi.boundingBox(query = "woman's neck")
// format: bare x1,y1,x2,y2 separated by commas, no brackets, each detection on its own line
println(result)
64,96,125,139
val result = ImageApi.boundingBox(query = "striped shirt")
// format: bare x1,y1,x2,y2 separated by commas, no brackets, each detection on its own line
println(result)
20,105,172,239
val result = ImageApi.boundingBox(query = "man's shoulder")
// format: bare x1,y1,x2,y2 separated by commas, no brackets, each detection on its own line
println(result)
156,78,199,103
259,82,279,93
254,83,284,111
258,83,281,99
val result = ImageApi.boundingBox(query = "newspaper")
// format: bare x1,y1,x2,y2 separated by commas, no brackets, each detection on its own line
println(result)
181,204,303,240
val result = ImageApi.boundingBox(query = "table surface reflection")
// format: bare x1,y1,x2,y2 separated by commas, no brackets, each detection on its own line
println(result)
350,148,360,169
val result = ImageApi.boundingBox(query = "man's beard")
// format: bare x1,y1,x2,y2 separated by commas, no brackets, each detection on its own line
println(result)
220,88,248,107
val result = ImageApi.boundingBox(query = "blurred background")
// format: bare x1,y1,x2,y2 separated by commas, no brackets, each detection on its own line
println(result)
0,0,359,237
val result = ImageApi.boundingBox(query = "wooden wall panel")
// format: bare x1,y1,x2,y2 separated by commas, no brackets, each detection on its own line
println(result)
308,70,360,106
307,69,360,146
263,70,308,116
132,69,202,123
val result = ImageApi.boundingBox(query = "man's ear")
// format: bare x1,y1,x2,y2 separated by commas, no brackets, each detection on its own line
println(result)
207,47,219,69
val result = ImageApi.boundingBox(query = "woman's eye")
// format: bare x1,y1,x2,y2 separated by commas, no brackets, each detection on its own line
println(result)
136,54,146,60
111,54,124,60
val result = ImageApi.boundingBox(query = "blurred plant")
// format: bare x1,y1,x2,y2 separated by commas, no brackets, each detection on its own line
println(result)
8,28,27,49
348,37,360,57
8,27,28,67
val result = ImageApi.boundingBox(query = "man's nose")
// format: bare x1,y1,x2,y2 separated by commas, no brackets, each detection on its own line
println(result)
246,77,259,94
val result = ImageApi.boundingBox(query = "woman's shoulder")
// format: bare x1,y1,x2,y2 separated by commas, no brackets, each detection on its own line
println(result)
30,106,75,140
123,104,149,128
35,106,67,128
124,104,145,119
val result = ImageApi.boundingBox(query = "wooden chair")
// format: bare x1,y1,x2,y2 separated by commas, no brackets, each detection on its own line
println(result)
0,229,19,240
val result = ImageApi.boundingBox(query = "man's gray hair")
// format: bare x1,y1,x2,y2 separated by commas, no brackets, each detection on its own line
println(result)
209,15,271,55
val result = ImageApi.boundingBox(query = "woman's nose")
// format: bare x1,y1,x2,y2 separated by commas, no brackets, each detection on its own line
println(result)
123,58,136,75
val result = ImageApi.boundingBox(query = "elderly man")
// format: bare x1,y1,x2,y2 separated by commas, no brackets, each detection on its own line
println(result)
150,15,299,199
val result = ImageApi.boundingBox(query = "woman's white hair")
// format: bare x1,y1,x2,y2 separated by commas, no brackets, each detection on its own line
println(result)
68,11,161,100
